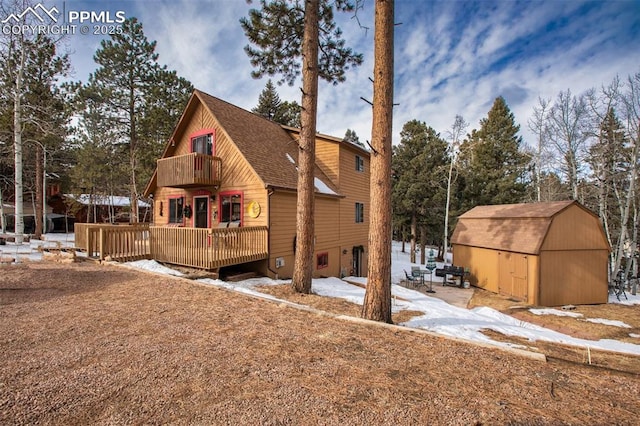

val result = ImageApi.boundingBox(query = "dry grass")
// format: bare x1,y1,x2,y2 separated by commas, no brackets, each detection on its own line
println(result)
468,288,640,374
1,261,639,425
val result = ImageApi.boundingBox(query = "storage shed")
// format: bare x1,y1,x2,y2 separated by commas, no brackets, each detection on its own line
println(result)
451,201,610,306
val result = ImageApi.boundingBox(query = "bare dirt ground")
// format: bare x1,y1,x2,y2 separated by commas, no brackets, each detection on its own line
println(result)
1,261,639,425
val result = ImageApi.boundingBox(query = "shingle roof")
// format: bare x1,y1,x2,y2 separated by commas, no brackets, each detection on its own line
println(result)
451,201,578,254
459,200,575,219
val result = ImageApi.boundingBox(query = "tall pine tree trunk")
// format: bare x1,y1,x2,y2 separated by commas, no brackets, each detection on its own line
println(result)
362,0,394,323
291,0,320,294
129,88,139,223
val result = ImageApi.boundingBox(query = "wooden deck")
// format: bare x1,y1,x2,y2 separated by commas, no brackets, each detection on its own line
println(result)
74,223,268,270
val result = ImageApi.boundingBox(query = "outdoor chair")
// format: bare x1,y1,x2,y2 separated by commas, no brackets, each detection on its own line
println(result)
404,270,419,288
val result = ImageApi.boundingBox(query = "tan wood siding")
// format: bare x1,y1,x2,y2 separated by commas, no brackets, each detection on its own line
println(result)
268,191,297,278
539,250,609,306
453,245,500,292
154,102,268,229
315,139,340,184
498,252,528,302
337,145,370,276
541,204,610,251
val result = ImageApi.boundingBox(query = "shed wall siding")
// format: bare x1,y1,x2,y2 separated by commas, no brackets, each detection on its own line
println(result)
539,250,609,306
452,245,499,292
541,205,609,251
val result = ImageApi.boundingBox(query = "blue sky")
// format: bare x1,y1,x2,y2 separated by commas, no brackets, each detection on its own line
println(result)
42,0,640,145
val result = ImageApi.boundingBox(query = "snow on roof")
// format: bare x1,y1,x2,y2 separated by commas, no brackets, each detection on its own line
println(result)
65,194,150,208
314,177,338,196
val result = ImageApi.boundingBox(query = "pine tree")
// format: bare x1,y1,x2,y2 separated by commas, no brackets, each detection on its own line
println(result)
241,0,363,294
392,120,448,263
79,18,192,221
253,80,282,120
458,96,530,211
588,107,629,250
253,79,301,126
362,0,394,323
22,34,70,237
343,128,364,147
0,1,69,241
82,18,157,222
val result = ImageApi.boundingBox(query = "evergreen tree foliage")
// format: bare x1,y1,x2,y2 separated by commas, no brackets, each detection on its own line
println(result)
392,120,449,262
241,0,363,86
588,107,629,235
252,79,301,126
76,18,192,221
343,128,364,147
253,80,282,120
0,28,70,236
457,96,531,211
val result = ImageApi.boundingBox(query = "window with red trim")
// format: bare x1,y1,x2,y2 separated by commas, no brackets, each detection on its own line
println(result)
219,192,242,225
317,252,329,269
190,129,215,155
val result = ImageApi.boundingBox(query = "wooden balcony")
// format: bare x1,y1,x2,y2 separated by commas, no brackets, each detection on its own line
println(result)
75,223,268,270
156,153,222,188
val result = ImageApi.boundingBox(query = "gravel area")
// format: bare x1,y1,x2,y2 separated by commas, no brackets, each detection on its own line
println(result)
1,261,639,425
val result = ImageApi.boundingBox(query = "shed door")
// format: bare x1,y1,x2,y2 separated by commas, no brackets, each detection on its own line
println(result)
498,252,528,301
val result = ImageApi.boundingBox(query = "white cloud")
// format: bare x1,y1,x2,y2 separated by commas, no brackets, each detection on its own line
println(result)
61,0,639,148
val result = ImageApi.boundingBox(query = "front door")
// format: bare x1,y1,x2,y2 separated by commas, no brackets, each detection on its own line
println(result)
194,196,209,228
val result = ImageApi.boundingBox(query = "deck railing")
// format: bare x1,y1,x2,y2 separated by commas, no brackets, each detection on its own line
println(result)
74,223,268,270
156,153,222,188
74,223,150,262
149,226,268,269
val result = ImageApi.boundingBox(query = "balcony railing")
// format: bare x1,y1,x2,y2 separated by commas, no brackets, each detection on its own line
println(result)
157,153,222,188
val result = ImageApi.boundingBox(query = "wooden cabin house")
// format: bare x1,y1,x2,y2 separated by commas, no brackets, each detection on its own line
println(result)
143,89,370,279
451,201,610,306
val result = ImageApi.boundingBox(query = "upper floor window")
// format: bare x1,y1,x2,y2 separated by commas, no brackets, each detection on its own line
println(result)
192,133,213,155
355,202,364,223
355,155,364,172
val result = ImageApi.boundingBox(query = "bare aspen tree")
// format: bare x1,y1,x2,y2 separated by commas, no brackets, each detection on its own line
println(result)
547,90,591,200
443,114,467,260
528,97,551,202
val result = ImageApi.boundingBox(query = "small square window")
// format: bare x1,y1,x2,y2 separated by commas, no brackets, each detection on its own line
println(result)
317,252,329,269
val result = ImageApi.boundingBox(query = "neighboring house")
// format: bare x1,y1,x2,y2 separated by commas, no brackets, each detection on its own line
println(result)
143,89,370,279
451,200,610,306
59,194,151,224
